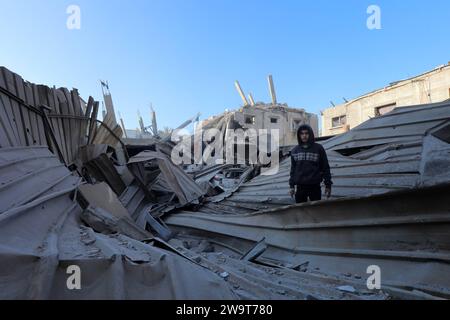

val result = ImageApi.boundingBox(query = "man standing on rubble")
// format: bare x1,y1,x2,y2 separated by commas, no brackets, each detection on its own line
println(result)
289,125,332,203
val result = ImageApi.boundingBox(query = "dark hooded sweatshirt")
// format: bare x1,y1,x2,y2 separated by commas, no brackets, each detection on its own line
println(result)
289,125,332,188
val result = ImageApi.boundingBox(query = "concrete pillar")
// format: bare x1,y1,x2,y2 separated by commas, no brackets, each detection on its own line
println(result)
248,93,255,106
235,81,249,106
268,75,277,105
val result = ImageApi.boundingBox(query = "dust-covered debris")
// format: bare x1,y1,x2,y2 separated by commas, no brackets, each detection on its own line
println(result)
1,66,450,300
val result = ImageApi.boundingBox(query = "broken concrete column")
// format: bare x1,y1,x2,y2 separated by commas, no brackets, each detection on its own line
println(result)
268,74,277,105
235,81,249,106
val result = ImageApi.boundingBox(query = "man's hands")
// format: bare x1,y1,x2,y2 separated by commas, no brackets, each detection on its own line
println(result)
289,186,331,199
289,187,295,198
325,186,332,199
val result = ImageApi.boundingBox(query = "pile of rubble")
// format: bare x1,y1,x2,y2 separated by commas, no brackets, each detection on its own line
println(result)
0,66,233,299
167,100,450,299
1,66,450,300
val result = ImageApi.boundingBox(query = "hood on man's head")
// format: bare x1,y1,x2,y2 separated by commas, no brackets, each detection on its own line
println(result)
297,124,315,145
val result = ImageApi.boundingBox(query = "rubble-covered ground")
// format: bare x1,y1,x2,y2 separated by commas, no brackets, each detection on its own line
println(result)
1,66,450,299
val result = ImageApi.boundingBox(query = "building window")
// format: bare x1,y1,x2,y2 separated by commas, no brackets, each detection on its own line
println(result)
331,115,346,128
270,117,278,124
375,103,397,117
245,115,255,125
292,119,302,132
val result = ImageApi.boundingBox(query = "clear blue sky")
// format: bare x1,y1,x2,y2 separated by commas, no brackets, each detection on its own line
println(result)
1,0,449,130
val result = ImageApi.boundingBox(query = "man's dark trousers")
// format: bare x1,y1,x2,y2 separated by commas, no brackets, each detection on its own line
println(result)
295,185,322,203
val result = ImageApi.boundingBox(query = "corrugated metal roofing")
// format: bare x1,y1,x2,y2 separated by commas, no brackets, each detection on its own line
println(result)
0,146,81,214
192,101,450,215
0,146,237,299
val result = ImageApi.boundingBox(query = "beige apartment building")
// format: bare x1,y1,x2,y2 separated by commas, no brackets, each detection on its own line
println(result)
197,103,318,147
198,76,318,148
228,103,318,146
321,63,450,136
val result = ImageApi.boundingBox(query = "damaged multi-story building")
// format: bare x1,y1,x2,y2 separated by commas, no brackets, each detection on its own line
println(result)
321,63,450,136
189,76,318,172
197,76,318,147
